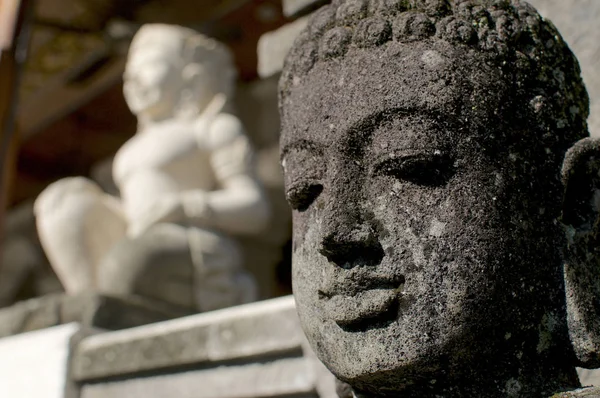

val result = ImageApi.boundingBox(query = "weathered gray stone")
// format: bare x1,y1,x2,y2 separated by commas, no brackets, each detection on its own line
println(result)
280,0,598,396
80,357,317,398
0,323,81,398
0,293,190,338
72,296,303,381
258,16,309,78
272,0,600,135
527,0,600,137
283,0,329,18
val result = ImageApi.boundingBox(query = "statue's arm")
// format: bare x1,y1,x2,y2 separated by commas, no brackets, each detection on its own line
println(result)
183,113,270,235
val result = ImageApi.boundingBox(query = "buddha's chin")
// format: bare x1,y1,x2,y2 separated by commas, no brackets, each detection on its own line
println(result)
302,308,453,389
315,331,445,394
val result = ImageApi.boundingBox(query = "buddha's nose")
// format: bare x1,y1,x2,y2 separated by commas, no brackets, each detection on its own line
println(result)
318,207,384,269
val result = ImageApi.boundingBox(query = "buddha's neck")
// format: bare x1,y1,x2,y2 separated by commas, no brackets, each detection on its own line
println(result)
350,352,580,398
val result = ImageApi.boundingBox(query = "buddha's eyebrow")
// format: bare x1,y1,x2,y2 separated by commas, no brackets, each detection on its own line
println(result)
280,139,325,161
281,108,449,159
345,107,448,138
346,109,401,137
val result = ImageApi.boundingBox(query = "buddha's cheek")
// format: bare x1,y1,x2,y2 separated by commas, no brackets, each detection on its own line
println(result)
291,210,326,303
368,183,494,315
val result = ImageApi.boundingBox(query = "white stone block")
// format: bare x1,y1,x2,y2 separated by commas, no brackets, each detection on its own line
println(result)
0,323,80,398
578,367,600,387
258,17,309,78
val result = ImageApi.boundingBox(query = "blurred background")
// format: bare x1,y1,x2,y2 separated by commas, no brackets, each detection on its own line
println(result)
0,0,309,308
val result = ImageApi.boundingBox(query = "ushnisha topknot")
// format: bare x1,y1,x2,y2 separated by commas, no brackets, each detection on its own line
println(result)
280,0,590,151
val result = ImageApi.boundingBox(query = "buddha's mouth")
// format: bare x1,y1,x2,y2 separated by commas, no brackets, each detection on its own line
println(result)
318,277,405,332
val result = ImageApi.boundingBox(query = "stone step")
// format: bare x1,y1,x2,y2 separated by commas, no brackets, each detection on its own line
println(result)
72,295,304,381
73,295,338,398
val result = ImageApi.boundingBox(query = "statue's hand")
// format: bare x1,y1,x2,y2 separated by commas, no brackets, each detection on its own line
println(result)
129,194,186,237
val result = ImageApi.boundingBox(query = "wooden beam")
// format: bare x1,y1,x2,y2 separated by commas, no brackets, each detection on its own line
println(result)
18,54,126,139
34,0,119,31
1,0,28,201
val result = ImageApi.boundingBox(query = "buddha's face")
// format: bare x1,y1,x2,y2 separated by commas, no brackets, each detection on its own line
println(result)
281,40,568,392
123,44,182,119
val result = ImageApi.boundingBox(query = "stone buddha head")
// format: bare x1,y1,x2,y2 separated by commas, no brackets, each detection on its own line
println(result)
124,24,236,124
279,0,598,396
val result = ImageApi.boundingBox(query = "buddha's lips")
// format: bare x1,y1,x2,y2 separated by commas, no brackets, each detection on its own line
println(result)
318,273,406,298
321,288,400,325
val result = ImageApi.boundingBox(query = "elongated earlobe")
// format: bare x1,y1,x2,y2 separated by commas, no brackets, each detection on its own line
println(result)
561,137,600,367
561,138,600,234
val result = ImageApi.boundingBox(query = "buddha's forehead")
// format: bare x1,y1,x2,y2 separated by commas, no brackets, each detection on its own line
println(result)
281,40,505,150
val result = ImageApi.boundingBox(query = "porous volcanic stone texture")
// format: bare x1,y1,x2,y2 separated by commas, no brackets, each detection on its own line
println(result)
527,0,600,137
279,0,595,396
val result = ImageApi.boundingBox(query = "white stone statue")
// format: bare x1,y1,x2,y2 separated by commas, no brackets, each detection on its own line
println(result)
34,24,270,312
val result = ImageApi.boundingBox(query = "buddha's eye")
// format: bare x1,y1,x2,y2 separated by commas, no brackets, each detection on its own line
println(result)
374,152,454,186
286,181,323,211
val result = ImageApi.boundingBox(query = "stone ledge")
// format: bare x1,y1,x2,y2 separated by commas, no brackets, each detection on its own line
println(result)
0,293,192,339
283,0,329,18
72,295,303,381
80,357,317,398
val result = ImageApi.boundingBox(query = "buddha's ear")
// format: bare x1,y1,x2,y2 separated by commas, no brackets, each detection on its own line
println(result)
561,137,600,236
561,137,600,368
